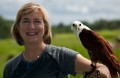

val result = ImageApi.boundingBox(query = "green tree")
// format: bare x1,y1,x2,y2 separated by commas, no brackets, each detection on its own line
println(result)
0,16,13,39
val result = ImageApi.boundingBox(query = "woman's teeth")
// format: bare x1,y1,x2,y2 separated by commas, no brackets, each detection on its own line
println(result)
27,32,37,36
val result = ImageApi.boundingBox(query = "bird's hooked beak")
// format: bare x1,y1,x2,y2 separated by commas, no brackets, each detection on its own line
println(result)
71,23,80,32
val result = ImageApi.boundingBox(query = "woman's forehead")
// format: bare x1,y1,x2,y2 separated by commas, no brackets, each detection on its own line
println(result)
21,9,43,20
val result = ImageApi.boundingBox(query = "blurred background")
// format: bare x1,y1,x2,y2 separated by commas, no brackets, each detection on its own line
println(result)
0,0,120,78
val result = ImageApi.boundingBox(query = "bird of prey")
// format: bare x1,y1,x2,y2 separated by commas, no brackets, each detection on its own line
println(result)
71,21,120,78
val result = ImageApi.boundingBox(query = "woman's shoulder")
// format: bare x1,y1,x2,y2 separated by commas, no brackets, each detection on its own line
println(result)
47,44,62,49
46,44,67,53
47,44,73,50
46,44,78,56
47,44,78,52
4,53,22,70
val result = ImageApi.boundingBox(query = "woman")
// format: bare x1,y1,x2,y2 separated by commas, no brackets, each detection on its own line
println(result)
3,2,111,78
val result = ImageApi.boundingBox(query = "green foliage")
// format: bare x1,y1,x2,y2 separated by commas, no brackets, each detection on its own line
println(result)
91,19,120,30
0,15,120,39
52,22,72,37
52,19,120,34
0,16,13,39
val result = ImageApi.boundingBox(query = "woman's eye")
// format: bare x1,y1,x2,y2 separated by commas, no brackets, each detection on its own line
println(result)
23,20,29,23
34,20,41,24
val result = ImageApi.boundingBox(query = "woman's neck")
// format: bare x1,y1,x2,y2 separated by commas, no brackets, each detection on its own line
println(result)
23,42,46,61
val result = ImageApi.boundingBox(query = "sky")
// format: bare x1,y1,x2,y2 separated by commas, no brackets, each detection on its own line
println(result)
0,0,120,24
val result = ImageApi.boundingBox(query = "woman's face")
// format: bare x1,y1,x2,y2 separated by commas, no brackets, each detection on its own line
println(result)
18,9,45,44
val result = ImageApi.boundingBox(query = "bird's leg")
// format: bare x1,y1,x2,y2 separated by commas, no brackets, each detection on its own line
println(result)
93,70,100,76
83,51,100,78
87,50,97,72
91,62,100,76
89,51,101,76
83,62,96,78
90,61,96,73
83,62,99,78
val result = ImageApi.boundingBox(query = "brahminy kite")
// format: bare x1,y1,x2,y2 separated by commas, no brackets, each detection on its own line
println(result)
71,21,120,78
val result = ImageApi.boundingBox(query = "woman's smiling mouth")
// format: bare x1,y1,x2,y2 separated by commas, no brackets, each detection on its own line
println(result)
26,32,38,36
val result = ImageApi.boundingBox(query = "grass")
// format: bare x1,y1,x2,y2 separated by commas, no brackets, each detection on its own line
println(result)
52,33,90,58
97,29,120,40
0,29,120,78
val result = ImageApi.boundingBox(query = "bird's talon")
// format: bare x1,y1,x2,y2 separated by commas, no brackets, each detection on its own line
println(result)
94,70,100,76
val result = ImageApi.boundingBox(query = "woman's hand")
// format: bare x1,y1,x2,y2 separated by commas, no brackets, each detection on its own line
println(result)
75,54,111,78
89,64,111,78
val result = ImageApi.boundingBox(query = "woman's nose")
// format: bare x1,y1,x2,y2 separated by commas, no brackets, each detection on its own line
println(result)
29,22,35,29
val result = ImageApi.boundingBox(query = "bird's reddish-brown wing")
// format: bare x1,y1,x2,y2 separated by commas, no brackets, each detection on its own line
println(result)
79,29,120,71
99,33,120,71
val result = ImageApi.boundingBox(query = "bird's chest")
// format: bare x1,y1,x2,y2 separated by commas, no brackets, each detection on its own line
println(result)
79,31,103,51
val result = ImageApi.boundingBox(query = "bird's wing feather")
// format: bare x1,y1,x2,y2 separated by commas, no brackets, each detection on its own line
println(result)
93,30,120,71
79,29,120,71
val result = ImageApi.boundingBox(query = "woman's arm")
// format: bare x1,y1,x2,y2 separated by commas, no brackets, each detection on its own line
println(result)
75,54,111,78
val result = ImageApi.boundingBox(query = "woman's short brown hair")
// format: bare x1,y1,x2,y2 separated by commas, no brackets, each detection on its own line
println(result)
11,2,52,46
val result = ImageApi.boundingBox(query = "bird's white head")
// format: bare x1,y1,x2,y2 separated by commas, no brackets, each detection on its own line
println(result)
71,21,91,34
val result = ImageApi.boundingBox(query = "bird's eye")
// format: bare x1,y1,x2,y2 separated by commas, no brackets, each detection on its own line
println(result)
73,23,76,27
79,24,81,26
